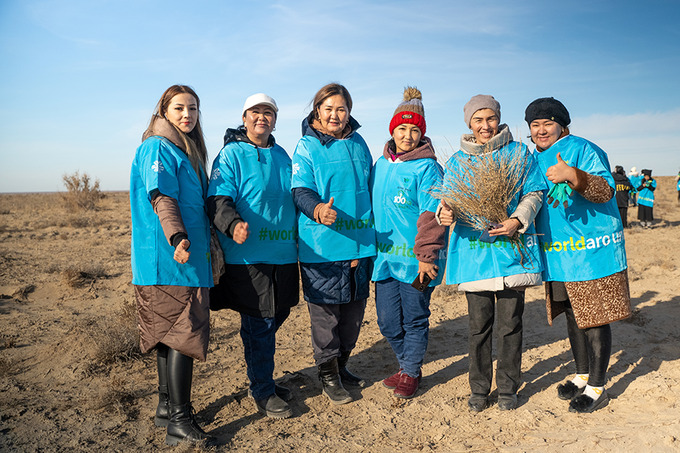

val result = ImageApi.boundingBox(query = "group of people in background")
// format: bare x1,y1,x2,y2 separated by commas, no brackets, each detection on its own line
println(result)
613,166,657,228
129,84,632,446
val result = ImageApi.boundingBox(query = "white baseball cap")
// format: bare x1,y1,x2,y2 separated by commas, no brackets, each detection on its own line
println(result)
242,93,278,116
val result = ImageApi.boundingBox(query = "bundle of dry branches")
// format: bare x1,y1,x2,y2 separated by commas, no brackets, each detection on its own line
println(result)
436,140,529,232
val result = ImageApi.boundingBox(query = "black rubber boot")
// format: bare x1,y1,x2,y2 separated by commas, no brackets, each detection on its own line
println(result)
165,349,216,446
318,358,352,405
154,345,170,427
338,351,366,388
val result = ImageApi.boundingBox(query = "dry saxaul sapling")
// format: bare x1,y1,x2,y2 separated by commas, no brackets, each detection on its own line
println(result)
434,138,536,267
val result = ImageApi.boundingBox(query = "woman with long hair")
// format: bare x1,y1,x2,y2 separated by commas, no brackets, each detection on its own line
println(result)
130,85,215,445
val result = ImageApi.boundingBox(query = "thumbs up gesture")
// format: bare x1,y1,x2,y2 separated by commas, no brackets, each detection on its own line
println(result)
545,153,576,209
315,197,337,226
545,153,576,185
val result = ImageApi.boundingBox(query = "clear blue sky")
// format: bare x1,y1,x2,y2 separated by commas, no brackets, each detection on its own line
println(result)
1,0,679,193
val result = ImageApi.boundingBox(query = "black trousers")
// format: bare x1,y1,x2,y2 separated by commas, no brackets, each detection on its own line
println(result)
307,298,367,365
466,289,525,395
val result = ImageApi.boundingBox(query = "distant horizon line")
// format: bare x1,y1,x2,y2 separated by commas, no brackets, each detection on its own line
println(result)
2,175,678,195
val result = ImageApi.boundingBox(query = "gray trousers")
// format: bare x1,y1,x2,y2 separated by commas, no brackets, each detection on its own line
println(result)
307,298,367,365
466,289,525,395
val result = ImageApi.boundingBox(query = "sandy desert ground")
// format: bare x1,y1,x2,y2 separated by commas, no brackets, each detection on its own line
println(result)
1,176,679,452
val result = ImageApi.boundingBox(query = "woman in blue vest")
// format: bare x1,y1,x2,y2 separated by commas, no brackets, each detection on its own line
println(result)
525,97,631,413
130,85,215,446
370,87,448,399
207,93,298,419
438,95,545,412
636,169,656,228
291,83,376,405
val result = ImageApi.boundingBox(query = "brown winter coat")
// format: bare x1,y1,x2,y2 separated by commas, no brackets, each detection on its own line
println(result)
133,118,211,361
135,285,210,361
544,169,632,329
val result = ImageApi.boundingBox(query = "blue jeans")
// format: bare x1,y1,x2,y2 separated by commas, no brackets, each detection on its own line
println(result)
240,308,290,401
375,278,433,378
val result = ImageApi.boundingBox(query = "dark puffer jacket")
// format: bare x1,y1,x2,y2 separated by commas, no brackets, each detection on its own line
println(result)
299,258,371,305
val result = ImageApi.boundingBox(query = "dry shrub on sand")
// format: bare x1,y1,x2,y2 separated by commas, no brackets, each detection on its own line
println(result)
93,375,140,420
82,298,141,375
61,171,103,212
62,264,108,288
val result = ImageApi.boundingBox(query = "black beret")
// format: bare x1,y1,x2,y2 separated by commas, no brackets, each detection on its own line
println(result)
641,169,652,176
524,97,571,127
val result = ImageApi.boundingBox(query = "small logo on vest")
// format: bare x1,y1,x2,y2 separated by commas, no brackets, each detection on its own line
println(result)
152,161,165,173
393,193,406,204
211,168,221,180
292,163,300,175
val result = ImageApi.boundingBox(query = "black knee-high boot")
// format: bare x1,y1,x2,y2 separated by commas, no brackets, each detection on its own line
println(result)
165,348,215,446
154,344,170,427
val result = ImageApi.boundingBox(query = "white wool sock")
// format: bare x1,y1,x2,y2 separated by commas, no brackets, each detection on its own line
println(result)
571,374,588,389
583,385,605,400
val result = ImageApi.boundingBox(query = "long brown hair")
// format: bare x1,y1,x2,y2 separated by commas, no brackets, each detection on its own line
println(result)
149,85,208,180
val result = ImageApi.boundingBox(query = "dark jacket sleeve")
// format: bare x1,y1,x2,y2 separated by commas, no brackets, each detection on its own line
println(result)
414,211,448,263
151,193,188,246
207,195,243,238
292,187,323,221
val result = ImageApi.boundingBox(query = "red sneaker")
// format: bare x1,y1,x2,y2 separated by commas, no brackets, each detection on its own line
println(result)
394,373,419,399
382,369,403,389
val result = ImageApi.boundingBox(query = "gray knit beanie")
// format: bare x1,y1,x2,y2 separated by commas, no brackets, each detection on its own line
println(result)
464,94,501,127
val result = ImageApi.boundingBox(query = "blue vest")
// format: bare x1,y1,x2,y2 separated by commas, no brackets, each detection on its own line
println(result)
207,141,297,264
291,131,376,263
130,136,212,287
637,179,656,207
444,142,545,284
534,135,627,282
370,156,445,286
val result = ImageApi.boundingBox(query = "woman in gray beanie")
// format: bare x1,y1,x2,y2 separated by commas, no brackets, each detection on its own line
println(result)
525,97,631,414
438,94,546,412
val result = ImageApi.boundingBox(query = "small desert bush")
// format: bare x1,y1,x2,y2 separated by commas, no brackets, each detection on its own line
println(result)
62,264,108,288
94,375,140,420
0,355,14,376
83,299,141,375
61,171,103,212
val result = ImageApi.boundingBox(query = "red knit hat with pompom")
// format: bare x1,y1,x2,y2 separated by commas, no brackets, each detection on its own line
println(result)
389,86,426,135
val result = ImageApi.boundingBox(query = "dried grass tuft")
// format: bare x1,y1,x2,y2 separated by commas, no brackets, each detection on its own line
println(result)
81,298,141,375
62,265,108,288
93,375,140,420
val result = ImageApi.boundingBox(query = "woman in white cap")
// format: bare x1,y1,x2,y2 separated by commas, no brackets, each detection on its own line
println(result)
525,96,631,413
207,93,298,419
